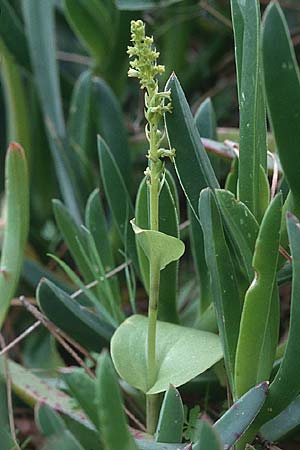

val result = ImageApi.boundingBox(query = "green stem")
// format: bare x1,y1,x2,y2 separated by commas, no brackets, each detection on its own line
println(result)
146,119,161,434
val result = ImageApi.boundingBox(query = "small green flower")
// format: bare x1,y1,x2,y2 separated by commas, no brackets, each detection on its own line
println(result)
128,20,174,168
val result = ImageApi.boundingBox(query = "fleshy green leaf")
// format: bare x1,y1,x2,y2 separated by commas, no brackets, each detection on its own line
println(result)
36,403,66,437
22,0,83,222
235,194,282,397
257,213,300,423
98,136,139,271
215,189,259,282
111,314,223,394
155,385,184,443
214,382,268,449
116,0,183,10
63,371,98,428
165,73,219,222
193,421,222,450
42,431,86,450
199,188,241,396
97,352,139,450
260,395,300,442
0,360,91,429
37,279,114,351
0,144,29,327
93,77,131,190
131,220,184,272
231,0,267,217
64,0,118,68
262,2,300,207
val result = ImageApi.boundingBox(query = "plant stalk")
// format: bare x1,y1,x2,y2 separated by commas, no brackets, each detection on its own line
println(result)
146,120,161,434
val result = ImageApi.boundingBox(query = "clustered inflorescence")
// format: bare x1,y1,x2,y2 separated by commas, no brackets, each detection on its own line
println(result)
127,20,175,173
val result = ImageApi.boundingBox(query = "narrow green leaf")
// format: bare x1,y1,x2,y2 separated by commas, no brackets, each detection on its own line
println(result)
98,136,138,271
194,98,217,141
0,144,29,327
111,314,222,395
214,382,268,449
231,0,267,218
42,430,86,450
155,385,184,443
66,69,94,202
85,189,121,305
131,221,184,272
235,194,282,398
0,360,91,429
188,206,212,314
135,175,180,323
215,189,259,282
64,0,117,68
260,395,300,442
63,371,98,428
0,0,30,69
0,428,21,450
193,421,222,450
116,0,183,10
262,2,300,207
53,199,93,282
93,77,131,190
22,0,83,222
165,73,219,222
0,40,31,160
97,352,139,450
36,403,66,437
199,188,241,396
37,279,114,351
257,213,300,423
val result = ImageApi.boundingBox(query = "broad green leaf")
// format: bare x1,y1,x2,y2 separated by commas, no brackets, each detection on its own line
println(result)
135,175,180,323
199,188,241,396
155,385,184,443
257,213,300,424
22,0,82,222
116,0,183,10
215,189,259,282
262,2,300,207
235,194,282,398
214,382,268,449
0,40,31,160
231,0,267,218
165,73,219,222
111,314,222,395
36,403,66,437
64,371,98,428
85,189,121,304
98,136,139,271
193,421,222,450
0,360,91,429
260,395,300,442
37,279,114,351
0,144,29,327
97,352,139,450
131,221,184,271
93,77,131,190
0,0,30,69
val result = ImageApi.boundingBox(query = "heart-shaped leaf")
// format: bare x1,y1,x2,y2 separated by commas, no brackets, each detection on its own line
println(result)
131,221,185,271
111,315,222,394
